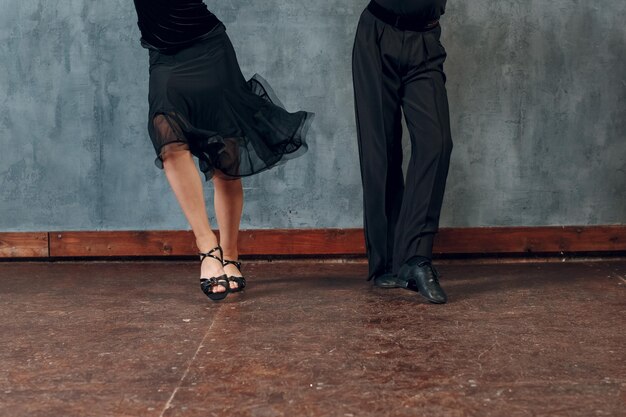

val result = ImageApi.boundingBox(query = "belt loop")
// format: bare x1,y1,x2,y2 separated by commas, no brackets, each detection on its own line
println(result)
395,16,401,27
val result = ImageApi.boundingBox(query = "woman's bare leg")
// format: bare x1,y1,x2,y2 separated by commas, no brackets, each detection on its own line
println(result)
213,173,244,284
161,142,227,292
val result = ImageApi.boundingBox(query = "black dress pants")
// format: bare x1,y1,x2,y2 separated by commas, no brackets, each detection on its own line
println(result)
352,8,453,281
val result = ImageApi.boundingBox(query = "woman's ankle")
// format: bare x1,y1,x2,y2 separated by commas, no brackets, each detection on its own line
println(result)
221,249,239,261
196,234,219,254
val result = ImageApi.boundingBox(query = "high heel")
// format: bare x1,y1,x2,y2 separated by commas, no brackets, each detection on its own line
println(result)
223,259,246,293
199,246,229,301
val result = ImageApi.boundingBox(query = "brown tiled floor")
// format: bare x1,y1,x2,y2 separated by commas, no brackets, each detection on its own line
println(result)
0,260,624,417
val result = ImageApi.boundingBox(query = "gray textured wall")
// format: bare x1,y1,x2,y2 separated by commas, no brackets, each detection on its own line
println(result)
0,0,625,232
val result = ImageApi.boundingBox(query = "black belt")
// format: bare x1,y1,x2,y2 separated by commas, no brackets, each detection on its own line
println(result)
366,0,440,32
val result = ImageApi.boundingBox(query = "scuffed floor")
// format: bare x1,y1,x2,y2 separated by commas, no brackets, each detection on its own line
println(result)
0,260,624,417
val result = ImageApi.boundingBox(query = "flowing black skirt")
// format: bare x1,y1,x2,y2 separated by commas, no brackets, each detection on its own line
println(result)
147,24,313,180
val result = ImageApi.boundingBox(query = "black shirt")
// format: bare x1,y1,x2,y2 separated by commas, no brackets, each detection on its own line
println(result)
374,0,446,19
133,0,222,53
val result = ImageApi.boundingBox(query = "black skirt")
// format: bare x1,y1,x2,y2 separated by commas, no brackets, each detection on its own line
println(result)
147,24,313,180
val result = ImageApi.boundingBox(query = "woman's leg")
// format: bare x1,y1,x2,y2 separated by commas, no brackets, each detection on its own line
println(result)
213,174,244,283
161,142,227,292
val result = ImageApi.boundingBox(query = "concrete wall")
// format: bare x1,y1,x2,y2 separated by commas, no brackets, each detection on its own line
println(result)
0,0,624,232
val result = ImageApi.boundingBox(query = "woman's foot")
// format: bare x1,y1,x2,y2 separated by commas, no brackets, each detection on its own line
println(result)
198,244,229,297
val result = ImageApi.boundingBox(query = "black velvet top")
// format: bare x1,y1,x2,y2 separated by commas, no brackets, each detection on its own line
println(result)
133,0,222,53
374,0,446,19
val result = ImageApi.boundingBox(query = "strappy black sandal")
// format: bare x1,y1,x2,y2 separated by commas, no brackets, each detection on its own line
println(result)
199,246,229,301
223,259,246,293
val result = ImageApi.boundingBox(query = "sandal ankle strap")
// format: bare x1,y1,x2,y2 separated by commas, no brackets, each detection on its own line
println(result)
223,259,242,270
199,245,224,263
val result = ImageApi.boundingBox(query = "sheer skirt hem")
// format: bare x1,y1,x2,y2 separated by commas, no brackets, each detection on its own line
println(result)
149,74,313,181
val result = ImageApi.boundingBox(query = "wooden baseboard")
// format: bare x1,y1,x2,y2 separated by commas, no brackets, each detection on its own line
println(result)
1,226,625,259
434,226,626,254
0,233,48,258
47,229,363,257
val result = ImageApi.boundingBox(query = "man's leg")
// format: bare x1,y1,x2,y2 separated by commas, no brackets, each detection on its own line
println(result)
352,11,404,281
393,28,453,303
394,71,453,271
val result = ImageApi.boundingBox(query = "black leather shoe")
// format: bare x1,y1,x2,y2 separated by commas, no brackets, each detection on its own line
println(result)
373,273,409,289
398,261,448,304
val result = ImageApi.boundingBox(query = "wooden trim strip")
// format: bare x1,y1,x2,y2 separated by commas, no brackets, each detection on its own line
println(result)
435,226,626,254
0,233,49,258
2,226,625,259
49,231,198,257
48,229,365,257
